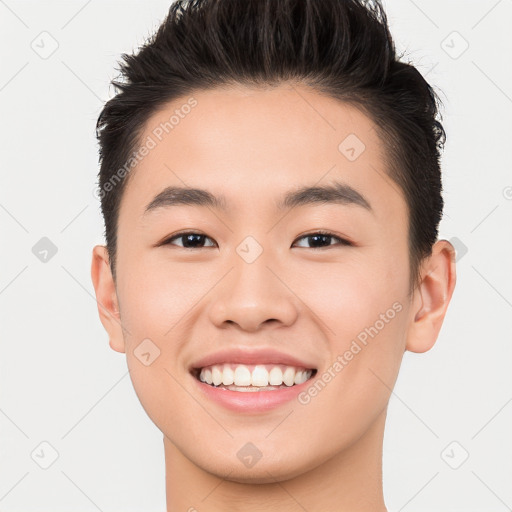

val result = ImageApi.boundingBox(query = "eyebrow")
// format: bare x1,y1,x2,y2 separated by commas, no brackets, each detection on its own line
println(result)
144,181,373,215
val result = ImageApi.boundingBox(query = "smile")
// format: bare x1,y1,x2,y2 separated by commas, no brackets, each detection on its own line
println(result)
188,348,319,411
191,363,318,412
194,363,316,391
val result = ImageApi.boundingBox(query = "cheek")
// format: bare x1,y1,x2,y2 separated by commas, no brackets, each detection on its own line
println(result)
293,253,408,395
291,249,406,334
116,255,215,342
295,279,407,450
115,256,216,414
115,257,210,434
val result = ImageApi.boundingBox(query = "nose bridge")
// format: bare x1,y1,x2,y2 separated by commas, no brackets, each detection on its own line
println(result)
208,236,298,330
233,243,274,297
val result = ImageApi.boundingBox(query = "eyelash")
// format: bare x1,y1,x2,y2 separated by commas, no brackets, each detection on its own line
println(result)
159,230,353,249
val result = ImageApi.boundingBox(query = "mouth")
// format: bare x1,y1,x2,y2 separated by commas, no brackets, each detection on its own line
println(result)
190,363,318,392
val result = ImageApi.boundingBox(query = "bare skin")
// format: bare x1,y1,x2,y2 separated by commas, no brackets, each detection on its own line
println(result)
91,83,456,512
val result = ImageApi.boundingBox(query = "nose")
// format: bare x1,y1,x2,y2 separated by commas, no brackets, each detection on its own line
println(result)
208,250,299,332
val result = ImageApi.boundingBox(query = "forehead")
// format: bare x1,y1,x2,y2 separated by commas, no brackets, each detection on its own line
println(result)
119,84,406,223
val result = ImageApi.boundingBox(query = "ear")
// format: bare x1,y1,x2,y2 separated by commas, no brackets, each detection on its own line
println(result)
405,239,457,353
90,245,126,353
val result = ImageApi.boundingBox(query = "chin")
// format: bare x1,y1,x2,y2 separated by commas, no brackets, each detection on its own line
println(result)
187,442,326,484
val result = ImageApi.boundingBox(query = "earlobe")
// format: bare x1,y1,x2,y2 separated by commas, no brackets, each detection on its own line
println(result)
405,240,457,353
90,245,126,353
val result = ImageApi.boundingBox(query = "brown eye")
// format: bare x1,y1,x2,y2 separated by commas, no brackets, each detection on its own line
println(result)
160,230,352,250
292,231,352,249
162,232,216,249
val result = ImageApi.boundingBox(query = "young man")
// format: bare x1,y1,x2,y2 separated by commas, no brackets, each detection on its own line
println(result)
91,1,456,510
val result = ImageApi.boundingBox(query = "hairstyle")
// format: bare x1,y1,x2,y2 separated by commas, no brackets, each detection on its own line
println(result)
96,0,446,297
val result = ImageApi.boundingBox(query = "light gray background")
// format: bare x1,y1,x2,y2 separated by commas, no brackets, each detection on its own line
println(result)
1,1,511,511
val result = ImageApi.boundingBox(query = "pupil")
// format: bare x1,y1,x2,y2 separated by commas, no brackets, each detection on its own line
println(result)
184,234,204,248
309,235,330,247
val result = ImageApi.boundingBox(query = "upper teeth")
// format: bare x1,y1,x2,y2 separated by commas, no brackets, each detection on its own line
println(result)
198,364,313,387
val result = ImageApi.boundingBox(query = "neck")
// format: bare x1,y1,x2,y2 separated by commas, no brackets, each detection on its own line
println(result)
164,408,388,512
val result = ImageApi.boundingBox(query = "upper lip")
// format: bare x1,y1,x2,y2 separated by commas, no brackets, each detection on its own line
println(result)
189,347,318,372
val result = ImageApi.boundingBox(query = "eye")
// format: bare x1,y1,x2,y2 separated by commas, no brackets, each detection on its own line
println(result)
159,230,352,250
292,230,352,249
161,231,217,249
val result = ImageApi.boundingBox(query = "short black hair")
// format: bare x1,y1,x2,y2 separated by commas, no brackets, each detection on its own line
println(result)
96,0,446,296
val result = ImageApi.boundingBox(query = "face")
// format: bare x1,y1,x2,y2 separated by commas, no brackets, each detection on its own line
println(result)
97,84,424,482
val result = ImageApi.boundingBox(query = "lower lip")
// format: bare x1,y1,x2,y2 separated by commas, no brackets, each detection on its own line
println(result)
192,373,315,413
